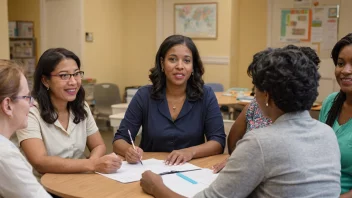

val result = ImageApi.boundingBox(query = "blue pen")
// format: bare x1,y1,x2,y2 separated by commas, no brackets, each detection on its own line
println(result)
176,173,198,184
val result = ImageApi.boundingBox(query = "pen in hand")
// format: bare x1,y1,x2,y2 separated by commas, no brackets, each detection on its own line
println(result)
128,130,143,165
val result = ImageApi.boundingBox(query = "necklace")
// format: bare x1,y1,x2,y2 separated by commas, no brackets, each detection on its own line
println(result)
168,95,186,112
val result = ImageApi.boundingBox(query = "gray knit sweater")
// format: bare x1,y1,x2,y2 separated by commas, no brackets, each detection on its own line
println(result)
194,111,341,198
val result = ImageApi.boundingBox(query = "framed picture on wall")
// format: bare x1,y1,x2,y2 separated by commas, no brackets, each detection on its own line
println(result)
174,2,217,39
328,7,338,18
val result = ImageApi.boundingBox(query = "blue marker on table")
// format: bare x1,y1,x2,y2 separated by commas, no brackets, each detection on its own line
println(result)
176,173,198,184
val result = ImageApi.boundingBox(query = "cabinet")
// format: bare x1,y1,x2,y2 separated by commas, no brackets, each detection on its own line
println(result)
8,21,36,90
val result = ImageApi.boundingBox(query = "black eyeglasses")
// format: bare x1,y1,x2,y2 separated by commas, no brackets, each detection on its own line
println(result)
12,96,34,105
50,71,84,80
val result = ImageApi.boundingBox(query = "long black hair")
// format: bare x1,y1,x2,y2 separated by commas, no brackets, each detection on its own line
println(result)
33,48,87,124
149,35,204,100
325,33,352,126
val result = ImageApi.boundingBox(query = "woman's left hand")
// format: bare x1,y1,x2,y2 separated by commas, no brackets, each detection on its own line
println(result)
165,149,194,165
140,170,164,195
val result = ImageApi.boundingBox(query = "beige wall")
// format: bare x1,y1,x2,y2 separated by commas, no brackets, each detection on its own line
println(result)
235,0,267,89
229,0,240,87
121,0,156,90
84,0,156,98
0,0,9,59
84,0,124,95
200,0,232,90
7,0,41,59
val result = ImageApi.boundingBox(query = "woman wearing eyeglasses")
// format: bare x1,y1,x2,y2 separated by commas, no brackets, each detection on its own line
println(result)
16,48,122,181
0,60,51,197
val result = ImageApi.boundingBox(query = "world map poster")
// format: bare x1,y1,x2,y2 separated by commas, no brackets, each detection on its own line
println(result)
174,3,217,39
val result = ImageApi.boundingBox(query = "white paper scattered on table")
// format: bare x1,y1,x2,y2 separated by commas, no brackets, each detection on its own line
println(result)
97,158,200,183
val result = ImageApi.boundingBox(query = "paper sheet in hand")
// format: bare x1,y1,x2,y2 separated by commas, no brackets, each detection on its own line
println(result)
162,169,219,197
97,158,200,183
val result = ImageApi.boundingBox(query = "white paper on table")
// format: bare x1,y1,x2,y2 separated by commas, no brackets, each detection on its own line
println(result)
239,99,252,103
97,158,200,183
162,169,219,197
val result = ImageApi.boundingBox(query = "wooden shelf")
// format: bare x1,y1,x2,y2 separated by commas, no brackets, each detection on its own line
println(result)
10,37,35,40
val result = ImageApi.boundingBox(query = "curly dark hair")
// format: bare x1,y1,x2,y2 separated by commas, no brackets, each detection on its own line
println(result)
282,45,321,67
33,48,87,124
325,33,352,127
247,48,274,77
149,35,204,100
248,48,320,112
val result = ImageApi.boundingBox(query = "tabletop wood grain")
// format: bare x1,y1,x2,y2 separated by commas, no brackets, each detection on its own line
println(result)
41,152,229,198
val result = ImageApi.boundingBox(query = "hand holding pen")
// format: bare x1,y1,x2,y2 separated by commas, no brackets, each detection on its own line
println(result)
126,130,144,165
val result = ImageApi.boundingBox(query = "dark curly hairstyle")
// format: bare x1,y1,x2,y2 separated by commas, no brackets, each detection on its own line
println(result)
247,48,274,77
248,48,320,112
149,35,204,100
325,33,352,127
283,45,321,67
33,48,87,124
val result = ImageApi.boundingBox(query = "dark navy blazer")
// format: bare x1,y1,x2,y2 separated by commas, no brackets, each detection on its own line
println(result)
113,85,226,152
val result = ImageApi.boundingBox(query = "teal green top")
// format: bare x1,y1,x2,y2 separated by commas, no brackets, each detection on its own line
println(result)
319,92,352,194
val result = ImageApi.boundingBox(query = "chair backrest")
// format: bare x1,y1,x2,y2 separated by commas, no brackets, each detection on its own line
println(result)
93,83,121,115
205,83,224,92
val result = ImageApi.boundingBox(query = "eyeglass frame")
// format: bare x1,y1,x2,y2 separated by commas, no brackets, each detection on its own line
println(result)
11,95,34,106
50,71,85,81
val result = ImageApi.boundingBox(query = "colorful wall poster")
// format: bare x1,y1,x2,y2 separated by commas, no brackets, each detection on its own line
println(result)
280,9,312,42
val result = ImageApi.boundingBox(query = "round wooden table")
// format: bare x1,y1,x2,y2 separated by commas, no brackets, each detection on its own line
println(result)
41,152,228,198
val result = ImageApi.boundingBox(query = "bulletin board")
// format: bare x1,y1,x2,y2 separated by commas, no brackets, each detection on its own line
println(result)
277,5,338,57
280,8,312,42
268,0,343,102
